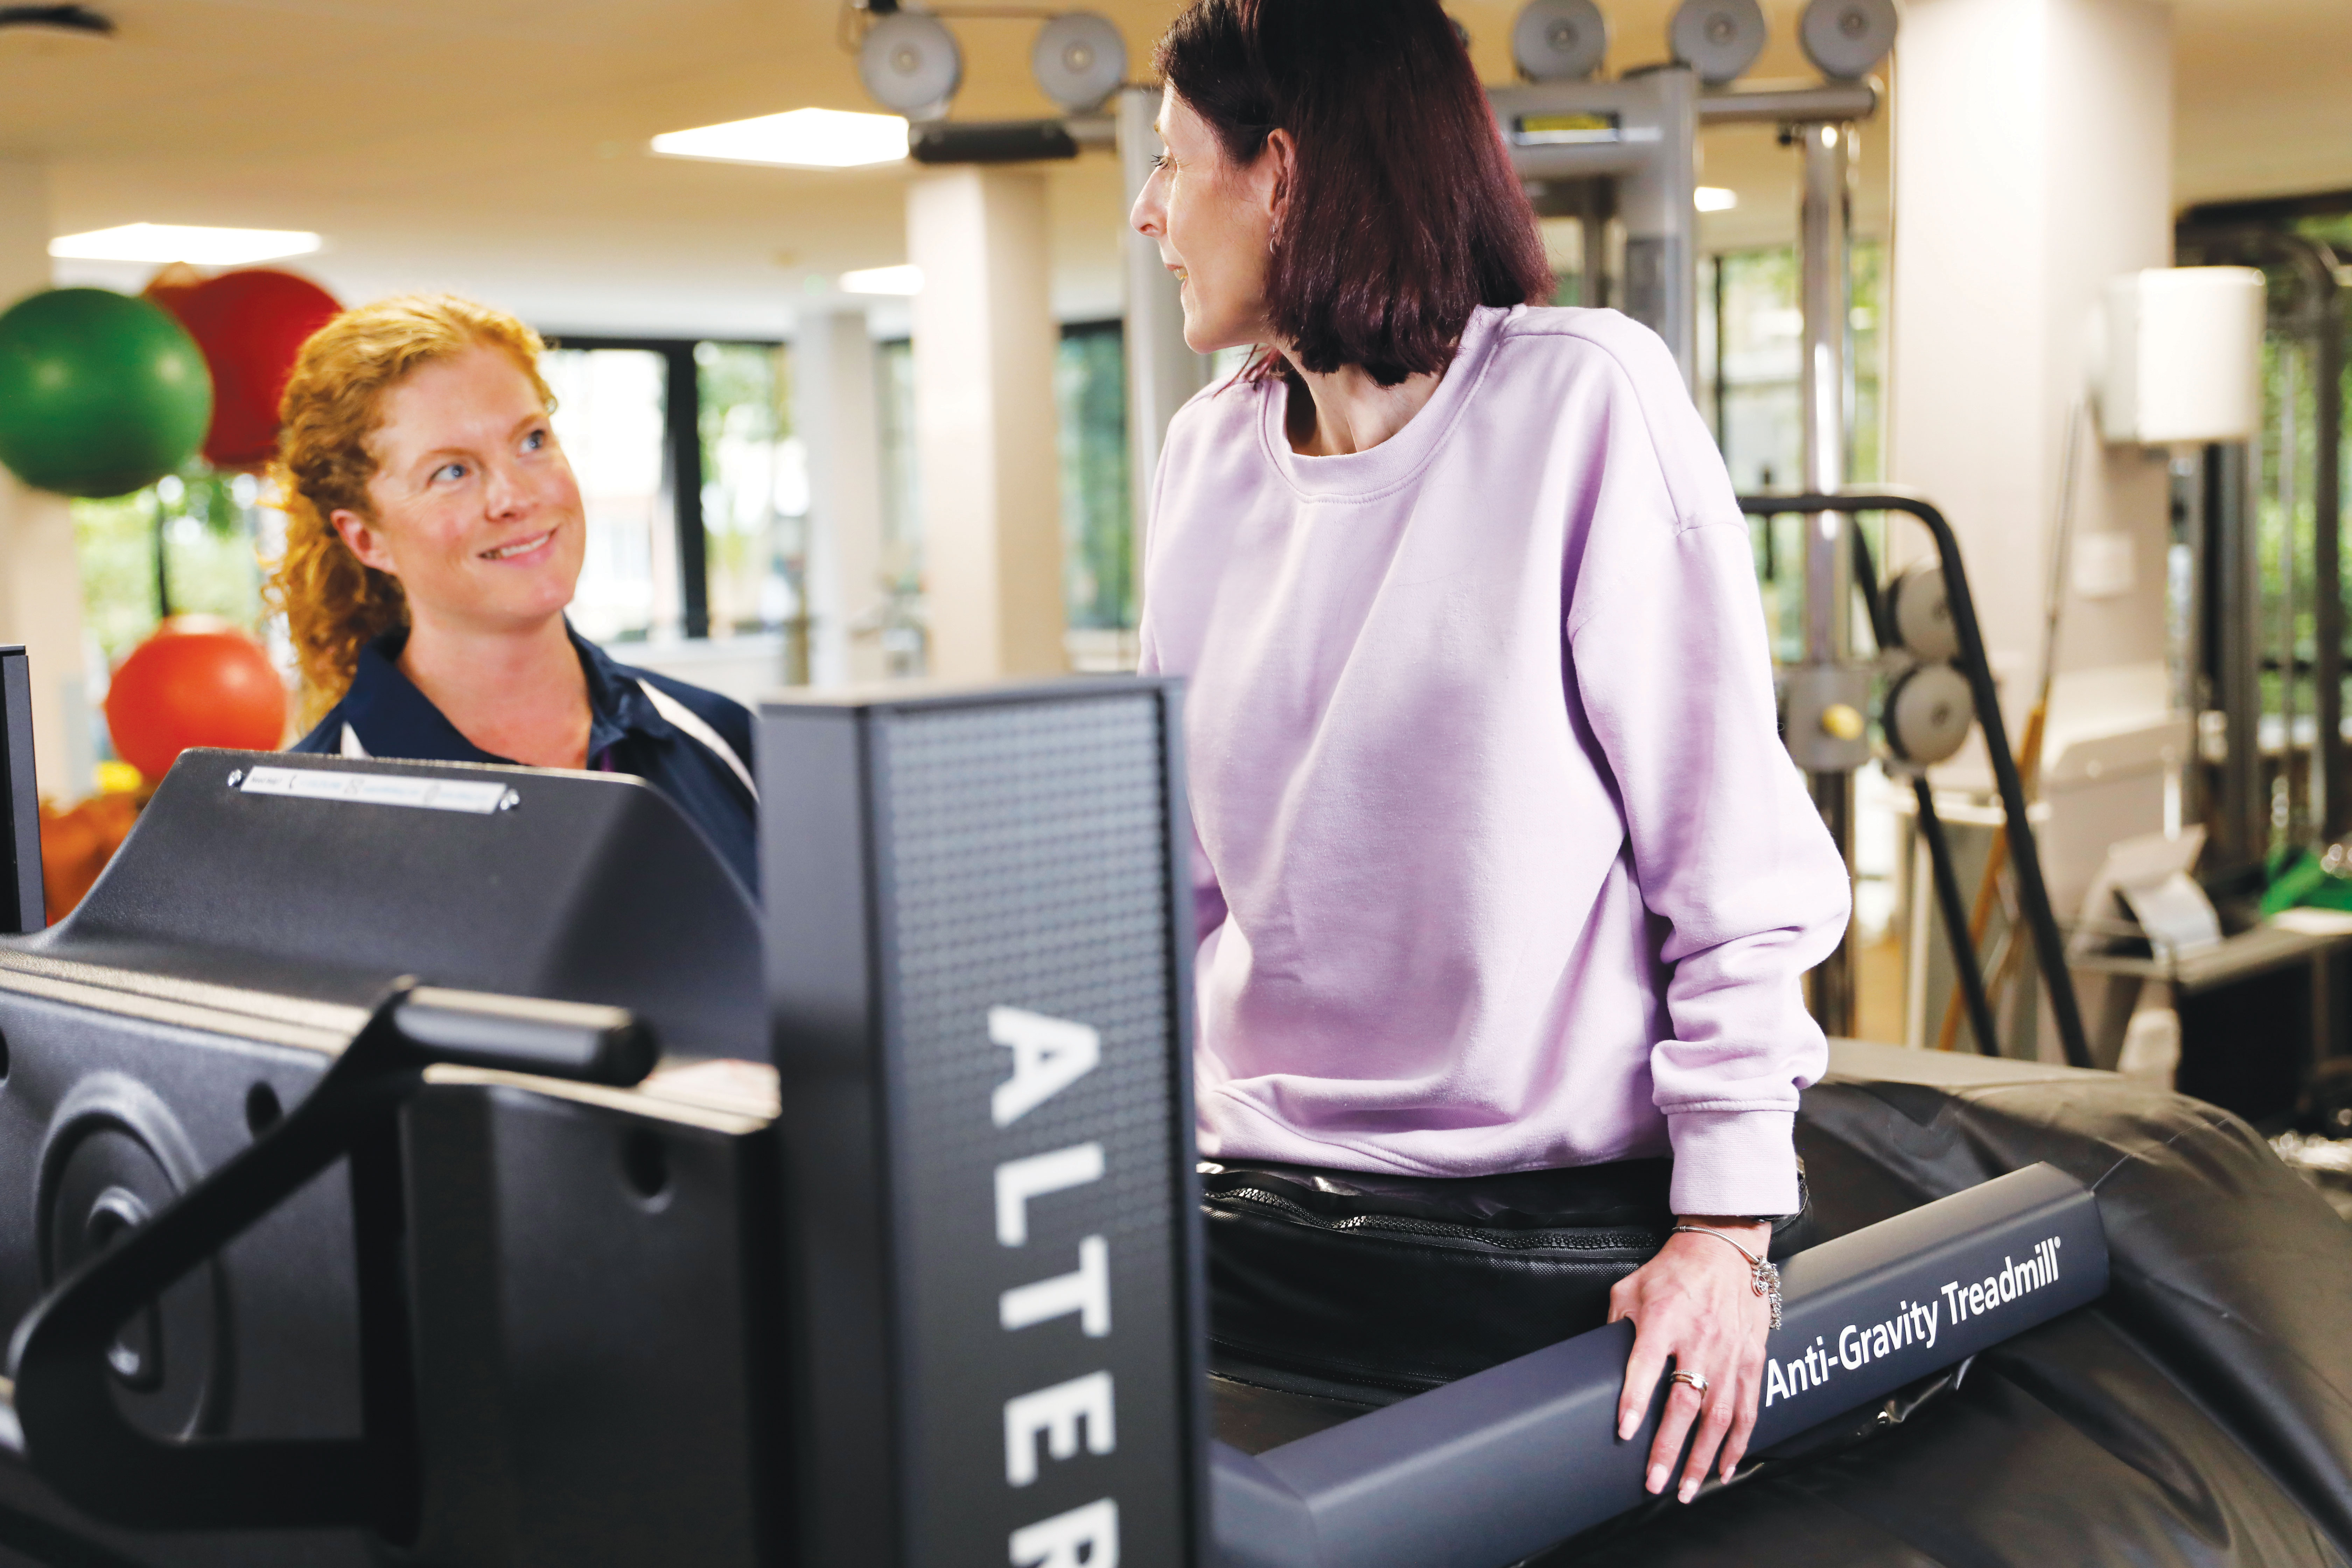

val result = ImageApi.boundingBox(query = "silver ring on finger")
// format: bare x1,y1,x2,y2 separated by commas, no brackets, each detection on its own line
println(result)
1667,1368,1711,1396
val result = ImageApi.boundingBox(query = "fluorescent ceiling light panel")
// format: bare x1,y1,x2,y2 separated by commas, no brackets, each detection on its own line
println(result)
840,264,923,296
49,224,322,264
652,108,909,169
1695,187,1738,212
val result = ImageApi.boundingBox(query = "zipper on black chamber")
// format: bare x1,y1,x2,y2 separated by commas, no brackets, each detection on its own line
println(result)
1205,1186,1662,1253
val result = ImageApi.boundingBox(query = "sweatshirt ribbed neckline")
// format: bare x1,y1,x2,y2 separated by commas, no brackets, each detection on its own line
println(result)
1255,305,1514,503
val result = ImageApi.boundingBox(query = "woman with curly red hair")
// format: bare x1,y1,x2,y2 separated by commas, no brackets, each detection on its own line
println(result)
264,294,758,892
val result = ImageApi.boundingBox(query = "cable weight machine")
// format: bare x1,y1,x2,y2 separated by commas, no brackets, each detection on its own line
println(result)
847,0,2072,1052
1492,1,2096,1058
1735,498,2094,1069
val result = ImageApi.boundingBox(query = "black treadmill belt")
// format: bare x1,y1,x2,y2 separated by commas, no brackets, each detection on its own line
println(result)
1208,1374,1371,1456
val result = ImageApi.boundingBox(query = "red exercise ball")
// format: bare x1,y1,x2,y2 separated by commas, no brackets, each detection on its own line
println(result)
139,262,205,319
104,620,288,784
159,269,342,470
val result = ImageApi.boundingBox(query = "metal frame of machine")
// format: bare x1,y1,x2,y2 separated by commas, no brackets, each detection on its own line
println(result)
0,667,2134,1568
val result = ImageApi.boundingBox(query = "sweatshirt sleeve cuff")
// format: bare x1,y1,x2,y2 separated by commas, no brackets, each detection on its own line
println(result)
1666,1108,1800,1217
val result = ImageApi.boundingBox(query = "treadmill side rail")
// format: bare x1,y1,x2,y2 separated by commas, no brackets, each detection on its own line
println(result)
1217,1162,2107,1568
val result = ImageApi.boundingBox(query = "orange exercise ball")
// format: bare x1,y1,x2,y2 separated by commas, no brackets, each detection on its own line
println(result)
104,619,287,784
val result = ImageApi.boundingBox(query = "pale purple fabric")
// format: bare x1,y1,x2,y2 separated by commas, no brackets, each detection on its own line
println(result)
1137,304,1850,1217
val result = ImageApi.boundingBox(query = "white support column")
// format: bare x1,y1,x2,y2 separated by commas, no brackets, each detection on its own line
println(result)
797,307,889,687
1888,0,2175,702
0,159,88,800
1116,87,1211,587
907,167,1068,682
1888,0,2175,1062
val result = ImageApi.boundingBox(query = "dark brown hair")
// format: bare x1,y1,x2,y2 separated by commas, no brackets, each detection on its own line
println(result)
1155,0,1553,387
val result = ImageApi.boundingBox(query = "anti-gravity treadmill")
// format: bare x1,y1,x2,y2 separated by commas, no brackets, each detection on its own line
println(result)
0,661,2343,1568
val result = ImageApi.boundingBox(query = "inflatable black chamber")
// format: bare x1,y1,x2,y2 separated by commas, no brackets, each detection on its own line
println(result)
1536,1041,2352,1568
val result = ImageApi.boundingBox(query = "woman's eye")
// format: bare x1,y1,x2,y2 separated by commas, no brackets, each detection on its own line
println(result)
1152,153,1171,172
522,428,547,451
434,462,467,483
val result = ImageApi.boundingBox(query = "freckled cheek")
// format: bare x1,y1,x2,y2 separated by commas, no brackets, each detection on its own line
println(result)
541,459,587,518
398,510,476,574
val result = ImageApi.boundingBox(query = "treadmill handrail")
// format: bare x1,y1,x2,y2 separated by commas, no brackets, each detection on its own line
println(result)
1213,1162,2108,1568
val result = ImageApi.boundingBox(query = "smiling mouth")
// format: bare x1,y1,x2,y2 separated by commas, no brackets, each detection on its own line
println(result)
481,528,555,561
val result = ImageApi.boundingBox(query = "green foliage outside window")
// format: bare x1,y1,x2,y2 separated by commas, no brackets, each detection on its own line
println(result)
74,466,272,667
1702,241,1888,664
695,341,807,647
1057,323,1133,632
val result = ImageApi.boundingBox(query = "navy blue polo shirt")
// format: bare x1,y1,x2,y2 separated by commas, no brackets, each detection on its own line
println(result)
290,625,760,896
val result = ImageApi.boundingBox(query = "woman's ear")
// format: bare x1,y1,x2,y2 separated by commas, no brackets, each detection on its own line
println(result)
1261,127,1299,228
330,509,398,577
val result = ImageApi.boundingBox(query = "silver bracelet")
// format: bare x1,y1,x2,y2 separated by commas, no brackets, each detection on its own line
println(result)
1670,1224,1784,1330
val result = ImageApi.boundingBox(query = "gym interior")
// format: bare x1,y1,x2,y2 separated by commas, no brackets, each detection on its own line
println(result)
0,0,2350,1564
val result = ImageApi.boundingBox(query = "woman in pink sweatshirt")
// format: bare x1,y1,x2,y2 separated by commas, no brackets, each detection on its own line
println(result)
1131,0,1851,1503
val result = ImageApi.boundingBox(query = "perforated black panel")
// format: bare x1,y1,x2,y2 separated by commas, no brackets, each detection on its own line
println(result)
876,691,1194,1566
760,678,1203,1568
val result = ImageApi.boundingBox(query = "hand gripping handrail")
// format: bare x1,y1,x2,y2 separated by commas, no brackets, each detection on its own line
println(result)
1214,1163,2108,1568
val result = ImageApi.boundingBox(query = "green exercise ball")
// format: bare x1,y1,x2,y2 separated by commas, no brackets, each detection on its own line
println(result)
0,288,214,498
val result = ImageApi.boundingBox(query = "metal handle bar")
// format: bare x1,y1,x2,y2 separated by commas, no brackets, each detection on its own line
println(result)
0,985,655,1538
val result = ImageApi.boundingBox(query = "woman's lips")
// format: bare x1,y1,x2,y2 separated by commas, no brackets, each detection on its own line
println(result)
481,527,557,562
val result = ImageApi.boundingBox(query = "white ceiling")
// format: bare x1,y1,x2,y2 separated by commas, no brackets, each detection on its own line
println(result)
4,0,2346,339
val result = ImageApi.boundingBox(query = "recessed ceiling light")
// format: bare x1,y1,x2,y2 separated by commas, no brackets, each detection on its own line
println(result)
840,264,924,296
1695,186,1738,212
652,108,909,170
49,223,322,264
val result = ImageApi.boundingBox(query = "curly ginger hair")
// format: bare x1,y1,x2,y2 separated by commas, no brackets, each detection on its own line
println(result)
264,294,555,725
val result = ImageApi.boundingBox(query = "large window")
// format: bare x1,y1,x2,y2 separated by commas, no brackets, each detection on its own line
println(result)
66,318,1148,784
76,470,274,666
1699,241,1886,493
874,337,927,677
71,468,282,774
541,344,678,644
697,342,810,672
1058,321,1136,671
544,336,816,668
1700,242,1888,666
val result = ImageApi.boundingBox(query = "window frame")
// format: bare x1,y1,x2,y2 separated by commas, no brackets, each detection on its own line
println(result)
542,332,790,642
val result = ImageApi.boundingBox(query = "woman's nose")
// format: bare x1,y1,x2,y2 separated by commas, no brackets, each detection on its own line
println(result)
481,461,527,518
1130,173,1165,239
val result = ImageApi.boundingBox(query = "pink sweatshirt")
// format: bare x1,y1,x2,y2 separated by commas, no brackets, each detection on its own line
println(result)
1138,304,1850,1217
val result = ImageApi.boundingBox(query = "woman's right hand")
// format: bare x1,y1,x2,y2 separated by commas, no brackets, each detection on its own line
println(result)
1608,1218,1775,1503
